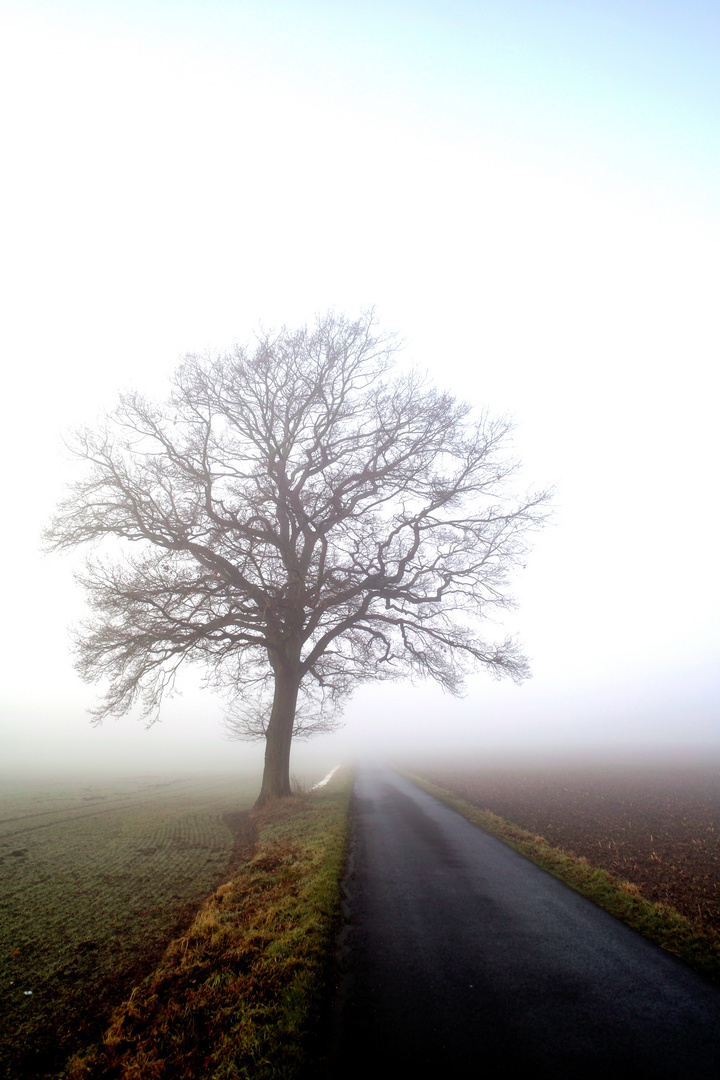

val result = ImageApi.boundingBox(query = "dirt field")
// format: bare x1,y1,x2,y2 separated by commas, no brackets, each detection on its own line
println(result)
0,773,256,1080
417,763,720,934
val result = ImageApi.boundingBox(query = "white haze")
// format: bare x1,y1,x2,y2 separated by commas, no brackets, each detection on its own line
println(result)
0,0,718,787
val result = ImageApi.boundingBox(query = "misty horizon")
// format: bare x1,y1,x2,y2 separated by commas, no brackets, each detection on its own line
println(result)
1,1,718,780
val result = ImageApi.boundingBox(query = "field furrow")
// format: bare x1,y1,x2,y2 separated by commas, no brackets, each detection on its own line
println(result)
0,773,257,1080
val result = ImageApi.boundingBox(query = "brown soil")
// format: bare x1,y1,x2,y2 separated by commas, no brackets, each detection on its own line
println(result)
419,764,720,934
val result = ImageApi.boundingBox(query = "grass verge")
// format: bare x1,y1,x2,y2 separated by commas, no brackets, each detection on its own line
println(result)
63,769,353,1080
406,772,720,986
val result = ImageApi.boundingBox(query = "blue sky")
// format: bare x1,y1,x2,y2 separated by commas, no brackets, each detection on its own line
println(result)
1,1,718,776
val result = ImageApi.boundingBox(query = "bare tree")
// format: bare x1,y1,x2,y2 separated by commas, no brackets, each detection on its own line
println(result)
45,312,550,806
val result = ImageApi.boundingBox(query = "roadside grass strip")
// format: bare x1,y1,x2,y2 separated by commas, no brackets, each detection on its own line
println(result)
406,773,720,986
64,769,353,1080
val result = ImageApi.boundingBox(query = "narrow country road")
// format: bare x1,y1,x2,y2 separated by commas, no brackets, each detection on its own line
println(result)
327,767,720,1078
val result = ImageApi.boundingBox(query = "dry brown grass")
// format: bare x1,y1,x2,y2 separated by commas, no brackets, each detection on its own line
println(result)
63,770,352,1080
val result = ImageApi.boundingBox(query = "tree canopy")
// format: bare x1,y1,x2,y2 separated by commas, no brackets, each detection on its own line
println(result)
46,312,550,804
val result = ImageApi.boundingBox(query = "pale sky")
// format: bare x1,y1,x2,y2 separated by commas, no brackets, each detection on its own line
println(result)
1,0,718,779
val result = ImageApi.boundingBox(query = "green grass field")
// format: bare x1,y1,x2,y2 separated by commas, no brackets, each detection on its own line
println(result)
0,772,258,1079
66,770,353,1079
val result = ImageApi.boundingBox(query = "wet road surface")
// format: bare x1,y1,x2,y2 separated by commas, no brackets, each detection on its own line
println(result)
328,767,720,1078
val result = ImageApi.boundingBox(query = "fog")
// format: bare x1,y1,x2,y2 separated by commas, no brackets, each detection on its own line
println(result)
1,1,718,786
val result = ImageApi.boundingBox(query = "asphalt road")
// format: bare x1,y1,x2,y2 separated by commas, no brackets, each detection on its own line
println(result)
327,767,720,1078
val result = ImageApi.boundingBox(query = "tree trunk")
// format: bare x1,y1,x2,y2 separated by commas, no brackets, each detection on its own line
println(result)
254,646,301,808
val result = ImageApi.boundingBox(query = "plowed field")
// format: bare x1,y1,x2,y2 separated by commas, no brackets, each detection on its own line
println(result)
0,773,256,1079
417,763,720,934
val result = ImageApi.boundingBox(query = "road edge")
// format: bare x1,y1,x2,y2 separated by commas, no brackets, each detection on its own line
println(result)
404,771,720,986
